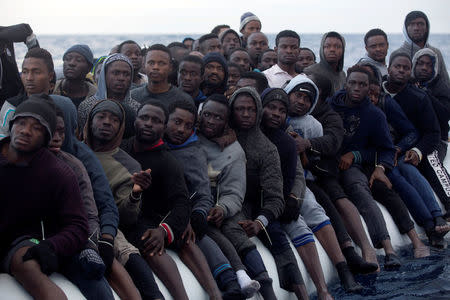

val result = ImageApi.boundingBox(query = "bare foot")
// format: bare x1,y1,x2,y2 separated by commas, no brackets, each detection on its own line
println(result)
318,291,334,300
414,245,430,258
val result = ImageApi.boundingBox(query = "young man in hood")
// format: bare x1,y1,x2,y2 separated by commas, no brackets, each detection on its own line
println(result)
331,65,427,268
201,52,229,97
304,31,346,94
395,10,450,90
358,29,389,78
53,44,97,108
263,30,300,88
384,51,450,222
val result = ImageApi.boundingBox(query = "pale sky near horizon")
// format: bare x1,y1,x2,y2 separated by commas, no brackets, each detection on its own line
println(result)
2,0,450,35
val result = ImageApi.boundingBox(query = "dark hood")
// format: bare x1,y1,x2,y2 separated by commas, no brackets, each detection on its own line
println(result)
319,31,346,72
411,48,439,85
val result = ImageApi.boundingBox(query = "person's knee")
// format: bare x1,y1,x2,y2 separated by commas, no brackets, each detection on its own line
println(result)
10,246,38,276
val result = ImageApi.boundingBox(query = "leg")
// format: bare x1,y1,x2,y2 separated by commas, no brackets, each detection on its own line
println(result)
107,258,141,300
178,242,222,299
10,246,67,300
125,254,164,300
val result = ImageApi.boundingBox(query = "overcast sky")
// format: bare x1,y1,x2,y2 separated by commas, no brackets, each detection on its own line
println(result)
2,0,450,35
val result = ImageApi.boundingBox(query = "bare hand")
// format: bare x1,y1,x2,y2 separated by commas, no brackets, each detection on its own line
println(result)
369,166,392,189
404,150,420,166
181,223,196,244
141,227,165,257
207,206,224,227
288,131,311,153
238,220,263,237
339,152,354,170
132,169,152,193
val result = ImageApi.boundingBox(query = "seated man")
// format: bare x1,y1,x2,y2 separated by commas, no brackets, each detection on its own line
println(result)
121,100,221,300
83,100,164,299
1,95,88,299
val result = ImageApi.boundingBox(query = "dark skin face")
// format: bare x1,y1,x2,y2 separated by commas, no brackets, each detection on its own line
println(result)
227,66,241,88
415,55,433,82
63,52,90,80
199,100,228,139
276,37,300,66
222,33,240,56
232,94,257,130
183,39,193,51
120,43,142,74
365,35,388,63
258,51,277,71
135,104,166,146
388,56,412,85
49,116,65,153
323,37,343,65
236,78,257,91
241,20,261,40
296,49,315,71
178,61,203,95
407,17,427,45
91,111,121,148
262,100,287,130
345,71,370,106
10,116,46,154
165,108,195,145
204,61,225,85
289,91,312,117
247,32,269,62
145,50,172,84
105,61,132,99
369,83,381,105
229,50,251,72
21,58,53,95
200,38,222,55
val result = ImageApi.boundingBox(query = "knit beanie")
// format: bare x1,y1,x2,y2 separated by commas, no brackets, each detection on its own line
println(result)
405,11,429,28
63,44,94,67
288,82,317,103
89,100,124,123
240,12,261,32
261,88,289,109
10,94,57,144
203,52,229,84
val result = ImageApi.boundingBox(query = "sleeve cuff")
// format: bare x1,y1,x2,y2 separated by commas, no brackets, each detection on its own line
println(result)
160,223,174,245
256,215,269,227
352,151,361,164
101,225,117,238
411,147,423,162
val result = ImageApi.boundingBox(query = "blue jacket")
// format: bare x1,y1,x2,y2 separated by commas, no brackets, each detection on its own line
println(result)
328,89,395,169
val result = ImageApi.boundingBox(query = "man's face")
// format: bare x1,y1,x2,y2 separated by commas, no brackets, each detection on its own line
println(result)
120,43,142,73
247,33,269,62
369,83,381,105
21,58,53,95
415,55,433,82
345,72,370,104
10,116,46,153
227,66,241,88
222,33,240,57
183,39,193,51
63,52,90,80
258,51,277,71
407,17,427,44
135,104,166,145
178,61,203,94
296,49,315,72
201,38,222,55
91,111,121,144
263,100,287,129
365,35,388,63
241,20,261,40
171,47,189,64
229,50,251,72
204,61,225,86
49,116,65,153
236,78,257,90
199,100,228,139
145,50,172,84
232,94,257,130
106,61,132,96
166,108,195,145
289,91,311,117
276,37,300,66
388,56,412,85
323,37,343,64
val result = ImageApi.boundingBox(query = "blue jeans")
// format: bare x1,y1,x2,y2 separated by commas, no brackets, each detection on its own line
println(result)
388,158,443,231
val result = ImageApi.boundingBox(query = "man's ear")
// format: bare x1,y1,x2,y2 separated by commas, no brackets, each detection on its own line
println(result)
274,46,278,54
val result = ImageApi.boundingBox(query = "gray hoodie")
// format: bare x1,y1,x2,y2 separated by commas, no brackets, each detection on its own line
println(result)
304,31,346,94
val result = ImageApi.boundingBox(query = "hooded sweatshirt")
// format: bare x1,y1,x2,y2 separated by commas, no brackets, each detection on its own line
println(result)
328,89,396,169
412,48,450,141
78,53,140,138
284,75,323,139
304,32,346,94
229,86,285,225
396,12,450,91
84,100,142,229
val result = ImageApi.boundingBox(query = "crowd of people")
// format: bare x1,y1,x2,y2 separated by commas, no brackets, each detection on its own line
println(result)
1,9,449,300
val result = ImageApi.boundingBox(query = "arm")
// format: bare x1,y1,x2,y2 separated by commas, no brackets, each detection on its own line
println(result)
309,108,345,157
413,94,441,156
